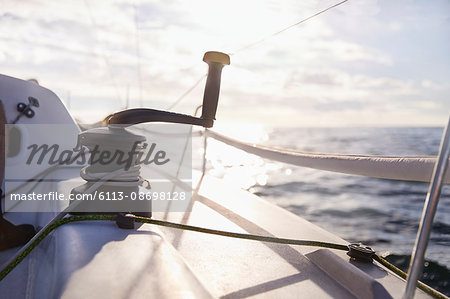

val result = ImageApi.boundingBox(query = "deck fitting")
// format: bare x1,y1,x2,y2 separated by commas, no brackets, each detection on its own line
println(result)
347,243,375,263
116,213,135,229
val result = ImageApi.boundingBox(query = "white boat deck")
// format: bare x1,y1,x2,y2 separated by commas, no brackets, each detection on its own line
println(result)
154,172,431,298
0,171,432,298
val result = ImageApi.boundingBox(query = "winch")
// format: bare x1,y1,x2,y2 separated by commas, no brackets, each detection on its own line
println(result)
70,126,149,216
69,51,230,218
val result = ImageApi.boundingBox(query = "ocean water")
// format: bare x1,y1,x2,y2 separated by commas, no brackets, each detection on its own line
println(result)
195,126,450,293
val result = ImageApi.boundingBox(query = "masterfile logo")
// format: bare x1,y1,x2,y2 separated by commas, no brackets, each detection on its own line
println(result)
4,123,193,213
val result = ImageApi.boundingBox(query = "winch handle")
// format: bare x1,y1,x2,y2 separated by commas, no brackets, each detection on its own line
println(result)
107,51,229,128
200,51,230,122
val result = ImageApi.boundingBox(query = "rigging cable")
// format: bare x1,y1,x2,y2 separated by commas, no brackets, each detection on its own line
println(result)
134,1,144,107
166,74,207,110
83,0,123,108
165,0,349,110
228,0,349,55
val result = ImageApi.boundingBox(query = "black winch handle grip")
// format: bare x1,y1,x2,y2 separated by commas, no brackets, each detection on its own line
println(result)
108,51,230,128
200,51,230,122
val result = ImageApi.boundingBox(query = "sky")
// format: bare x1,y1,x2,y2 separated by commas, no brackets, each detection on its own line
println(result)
1,0,449,127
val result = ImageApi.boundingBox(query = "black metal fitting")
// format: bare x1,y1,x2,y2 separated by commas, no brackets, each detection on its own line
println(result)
347,243,375,263
14,96,39,123
115,213,135,229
